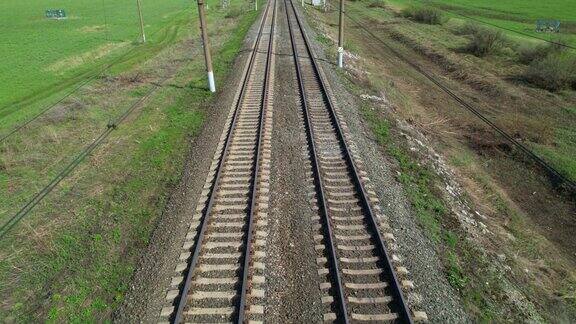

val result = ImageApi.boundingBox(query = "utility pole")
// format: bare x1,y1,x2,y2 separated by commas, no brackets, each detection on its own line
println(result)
255,0,258,11
136,0,146,43
338,0,344,68
337,0,344,68
197,0,216,92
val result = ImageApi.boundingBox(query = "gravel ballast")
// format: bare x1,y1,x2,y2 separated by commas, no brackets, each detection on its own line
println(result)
264,0,324,321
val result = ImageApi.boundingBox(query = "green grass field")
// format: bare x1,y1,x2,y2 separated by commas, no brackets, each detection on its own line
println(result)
0,0,190,131
0,0,260,320
387,0,576,46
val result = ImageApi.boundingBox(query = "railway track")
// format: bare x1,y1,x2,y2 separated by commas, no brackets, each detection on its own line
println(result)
159,0,276,322
284,0,423,322
159,0,426,322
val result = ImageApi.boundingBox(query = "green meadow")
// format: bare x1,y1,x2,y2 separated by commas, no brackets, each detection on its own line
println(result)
0,0,190,130
388,0,576,46
0,0,259,319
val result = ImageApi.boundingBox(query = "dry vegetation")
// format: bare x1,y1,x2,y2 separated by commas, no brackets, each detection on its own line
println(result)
401,6,443,25
454,23,576,90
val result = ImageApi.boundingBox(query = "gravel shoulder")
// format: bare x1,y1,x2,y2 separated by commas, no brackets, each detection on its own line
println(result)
293,3,469,322
113,18,262,323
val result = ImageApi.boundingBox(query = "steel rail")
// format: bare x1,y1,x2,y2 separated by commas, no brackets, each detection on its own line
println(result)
171,0,274,322
287,0,413,322
238,0,277,321
341,6,576,194
283,0,349,322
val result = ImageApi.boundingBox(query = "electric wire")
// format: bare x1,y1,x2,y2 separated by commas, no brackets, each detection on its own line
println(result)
0,78,166,240
331,3,576,192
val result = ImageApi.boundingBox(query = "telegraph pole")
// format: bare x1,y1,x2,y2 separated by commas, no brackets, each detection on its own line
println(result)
197,0,216,92
337,0,344,68
136,0,146,43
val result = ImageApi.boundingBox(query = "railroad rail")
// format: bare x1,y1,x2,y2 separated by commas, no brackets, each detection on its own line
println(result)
161,0,277,322
285,0,415,322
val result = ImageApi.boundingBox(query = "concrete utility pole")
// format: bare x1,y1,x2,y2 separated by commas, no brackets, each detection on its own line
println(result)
136,0,146,43
197,0,216,92
337,0,344,68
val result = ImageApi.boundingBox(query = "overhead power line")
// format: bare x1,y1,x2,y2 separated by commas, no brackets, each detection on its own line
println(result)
0,78,165,240
338,5,576,192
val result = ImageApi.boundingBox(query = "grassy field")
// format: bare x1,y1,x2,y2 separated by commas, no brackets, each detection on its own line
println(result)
349,0,576,184
386,0,576,47
0,0,190,132
0,0,259,320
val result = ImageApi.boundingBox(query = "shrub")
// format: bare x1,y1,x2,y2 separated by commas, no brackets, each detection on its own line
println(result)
517,39,567,64
368,0,386,9
454,21,482,36
401,6,443,25
518,44,554,64
524,53,576,91
225,7,243,19
464,27,505,57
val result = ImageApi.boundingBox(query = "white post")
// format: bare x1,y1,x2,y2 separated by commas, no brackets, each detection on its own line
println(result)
207,71,216,93
337,0,344,68
255,0,258,11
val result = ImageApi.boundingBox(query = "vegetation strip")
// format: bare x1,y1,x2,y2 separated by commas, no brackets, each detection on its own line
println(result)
305,2,576,321
1,1,260,320
0,79,165,239
342,5,576,193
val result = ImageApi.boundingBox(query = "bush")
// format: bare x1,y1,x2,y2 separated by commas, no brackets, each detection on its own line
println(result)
401,6,443,25
524,53,576,91
518,44,553,64
368,0,386,9
464,27,505,57
454,21,481,36
225,7,243,19
517,39,567,64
